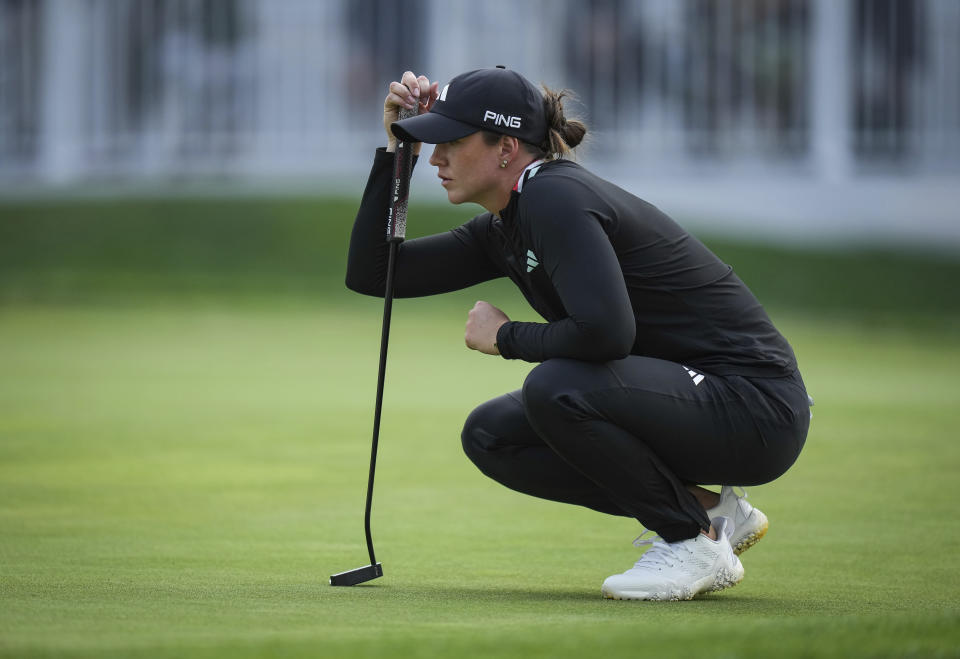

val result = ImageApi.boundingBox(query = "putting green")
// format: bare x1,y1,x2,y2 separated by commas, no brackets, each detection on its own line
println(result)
1,301,958,658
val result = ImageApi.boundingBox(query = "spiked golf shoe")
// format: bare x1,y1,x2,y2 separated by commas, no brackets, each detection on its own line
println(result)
706,486,768,555
601,517,744,601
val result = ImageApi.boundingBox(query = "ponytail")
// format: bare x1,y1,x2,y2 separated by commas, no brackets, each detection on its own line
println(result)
535,85,587,160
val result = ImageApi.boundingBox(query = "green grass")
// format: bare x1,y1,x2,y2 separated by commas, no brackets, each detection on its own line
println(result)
2,303,959,658
2,196,959,324
2,197,960,657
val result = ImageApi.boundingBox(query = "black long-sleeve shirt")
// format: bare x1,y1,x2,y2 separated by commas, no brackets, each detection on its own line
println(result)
346,148,797,377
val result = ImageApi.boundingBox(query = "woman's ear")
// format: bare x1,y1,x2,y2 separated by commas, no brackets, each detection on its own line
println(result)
498,135,521,161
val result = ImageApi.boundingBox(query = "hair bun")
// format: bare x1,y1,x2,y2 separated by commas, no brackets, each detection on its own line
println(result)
539,85,587,157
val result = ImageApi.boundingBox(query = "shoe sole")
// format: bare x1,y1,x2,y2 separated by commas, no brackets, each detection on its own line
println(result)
601,566,744,601
730,510,768,556
706,563,745,593
601,586,696,601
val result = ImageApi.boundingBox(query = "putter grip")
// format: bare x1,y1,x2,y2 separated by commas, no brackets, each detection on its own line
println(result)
387,107,417,243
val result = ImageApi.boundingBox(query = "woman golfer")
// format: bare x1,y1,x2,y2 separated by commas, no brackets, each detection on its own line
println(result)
346,67,810,600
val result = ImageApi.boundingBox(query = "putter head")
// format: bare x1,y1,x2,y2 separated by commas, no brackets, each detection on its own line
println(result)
329,563,383,586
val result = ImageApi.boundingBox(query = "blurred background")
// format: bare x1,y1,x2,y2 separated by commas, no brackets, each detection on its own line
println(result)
1,0,959,246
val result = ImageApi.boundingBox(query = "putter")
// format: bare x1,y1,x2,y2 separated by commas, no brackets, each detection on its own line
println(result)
330,106,416,587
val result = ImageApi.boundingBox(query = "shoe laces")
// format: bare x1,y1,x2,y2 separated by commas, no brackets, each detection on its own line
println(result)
630,531,694,570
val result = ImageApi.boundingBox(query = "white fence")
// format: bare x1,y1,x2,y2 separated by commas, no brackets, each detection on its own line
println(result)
1,0,959,245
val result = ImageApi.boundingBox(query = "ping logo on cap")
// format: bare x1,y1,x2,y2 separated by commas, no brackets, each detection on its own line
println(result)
483,110,522,128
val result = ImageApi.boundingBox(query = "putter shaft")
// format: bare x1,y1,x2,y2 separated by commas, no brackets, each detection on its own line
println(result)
331,107,413,587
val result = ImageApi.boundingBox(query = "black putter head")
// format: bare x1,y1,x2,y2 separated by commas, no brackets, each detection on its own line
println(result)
329,563,383,586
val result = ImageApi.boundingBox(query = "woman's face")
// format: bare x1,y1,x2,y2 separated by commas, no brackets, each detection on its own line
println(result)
428,132,503,210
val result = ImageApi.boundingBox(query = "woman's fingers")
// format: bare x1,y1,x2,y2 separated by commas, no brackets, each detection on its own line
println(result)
423,81,440,112
465,301,510,355
401,71,422,104
387,80,417,110
415,75,430,101
387,73,438,114
383,71,434,153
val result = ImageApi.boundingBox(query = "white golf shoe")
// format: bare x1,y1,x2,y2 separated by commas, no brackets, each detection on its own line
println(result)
706,486,768,555
601,517,744,601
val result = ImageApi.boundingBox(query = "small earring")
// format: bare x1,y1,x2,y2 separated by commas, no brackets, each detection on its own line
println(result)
500,160,508,168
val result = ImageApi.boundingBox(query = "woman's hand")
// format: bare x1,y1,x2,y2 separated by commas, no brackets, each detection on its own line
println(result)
384,71,439,155
465,301,510,355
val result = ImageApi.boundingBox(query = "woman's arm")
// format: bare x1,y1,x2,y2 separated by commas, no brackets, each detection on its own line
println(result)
346,71,504,298
495,181,636,362
345,149,503,298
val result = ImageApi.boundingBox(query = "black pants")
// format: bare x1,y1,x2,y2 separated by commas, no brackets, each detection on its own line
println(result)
461,356,810,542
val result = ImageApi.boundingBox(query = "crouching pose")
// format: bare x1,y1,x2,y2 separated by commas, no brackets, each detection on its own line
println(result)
346,66,811,600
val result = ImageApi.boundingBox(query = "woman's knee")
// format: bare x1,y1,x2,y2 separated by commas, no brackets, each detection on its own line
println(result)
460,393,525,463
460,403,494,462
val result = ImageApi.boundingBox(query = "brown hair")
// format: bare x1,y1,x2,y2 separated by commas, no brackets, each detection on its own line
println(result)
481,85,587,160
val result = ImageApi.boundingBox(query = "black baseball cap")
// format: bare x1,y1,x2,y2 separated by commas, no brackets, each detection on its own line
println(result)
391,66,548,146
